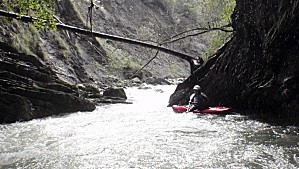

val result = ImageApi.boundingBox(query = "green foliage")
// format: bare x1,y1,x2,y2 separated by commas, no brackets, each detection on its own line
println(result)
204,0,235,24
137,26,156,42
221,0,235,23
50,31,71,60
0,17,10,26
10,20,41,55
204,31,231,60
124,58,142,70
161,0,235,60
203,0,235,59
95,37,142,71
1,0,57,29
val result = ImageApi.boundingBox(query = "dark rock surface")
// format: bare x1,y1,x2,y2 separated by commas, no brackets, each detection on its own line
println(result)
0,0,206,123
145,77,172,85
88,87,132,104
103,87,127,100
169,0,299,125
0,43,95,123
72,0,206,79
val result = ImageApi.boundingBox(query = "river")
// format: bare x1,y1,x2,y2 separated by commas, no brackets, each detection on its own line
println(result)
0,85,298,168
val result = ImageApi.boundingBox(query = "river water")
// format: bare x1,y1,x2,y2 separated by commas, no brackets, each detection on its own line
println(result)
0,85,298,168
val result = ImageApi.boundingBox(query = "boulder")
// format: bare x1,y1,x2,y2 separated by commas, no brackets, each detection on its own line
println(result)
102,87,127,100
146,77,171,85
131,77,142,84
138,83,152,90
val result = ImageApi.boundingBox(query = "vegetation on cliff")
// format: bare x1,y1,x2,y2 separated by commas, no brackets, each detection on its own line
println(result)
0,42,96,123
169,0,299,125
0,0,234,78
1,0,56,29
3,0,297,126
0,0,220,123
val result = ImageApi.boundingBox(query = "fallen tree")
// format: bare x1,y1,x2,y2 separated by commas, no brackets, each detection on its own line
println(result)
0,9,234,73
0,9,196,64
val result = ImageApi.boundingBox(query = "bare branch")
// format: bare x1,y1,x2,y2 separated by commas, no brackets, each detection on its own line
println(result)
131,50,160,79
162,24,233,44
0,9,196,64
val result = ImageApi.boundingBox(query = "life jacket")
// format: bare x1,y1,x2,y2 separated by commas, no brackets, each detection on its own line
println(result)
189,92,208,105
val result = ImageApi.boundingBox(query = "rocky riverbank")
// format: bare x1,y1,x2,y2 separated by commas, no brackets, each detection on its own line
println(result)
0,43,96,123
0,42,183,123
0,0,201,123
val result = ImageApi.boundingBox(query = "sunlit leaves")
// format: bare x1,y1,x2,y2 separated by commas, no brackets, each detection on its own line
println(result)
203,0,235,58
0,0,57,29
220,0,235,23
205,0,235,25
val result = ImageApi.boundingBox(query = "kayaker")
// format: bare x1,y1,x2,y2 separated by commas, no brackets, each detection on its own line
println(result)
188,85,208,112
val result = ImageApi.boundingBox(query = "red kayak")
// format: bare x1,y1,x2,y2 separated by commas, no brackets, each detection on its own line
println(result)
172,105,231,114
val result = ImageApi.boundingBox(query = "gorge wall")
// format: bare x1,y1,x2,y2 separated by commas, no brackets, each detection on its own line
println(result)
1,0,209,86
0,42,95,123
169,0,299,125
0,0,209,123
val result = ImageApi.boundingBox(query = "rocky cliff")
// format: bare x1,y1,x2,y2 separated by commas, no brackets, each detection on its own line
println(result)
169,0,299,125
1,0,208,86
0,42,95,123
0,0,209,123
69,0,209,80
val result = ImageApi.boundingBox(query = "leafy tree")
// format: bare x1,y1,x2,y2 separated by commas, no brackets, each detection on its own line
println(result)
0,0,57,29
207,0,235,24
203,0,235,59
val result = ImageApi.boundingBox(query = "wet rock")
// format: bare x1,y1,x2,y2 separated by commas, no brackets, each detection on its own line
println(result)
145,77,171,85
166,78,186,85
0,43,96,124
154,89,164,93
0,91,33,123
91,98,133,104
102,87,127,100
138,83,152,90
76,83,102,98
96,87,133,104
74,83,133,104
131,77,142,84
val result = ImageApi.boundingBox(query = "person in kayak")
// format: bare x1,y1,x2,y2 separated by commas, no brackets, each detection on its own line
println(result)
187,85,208,112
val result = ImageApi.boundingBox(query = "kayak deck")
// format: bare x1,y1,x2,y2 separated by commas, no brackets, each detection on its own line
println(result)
172,105,231,114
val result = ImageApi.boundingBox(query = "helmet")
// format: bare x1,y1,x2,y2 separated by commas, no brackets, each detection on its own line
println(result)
193,85,201,90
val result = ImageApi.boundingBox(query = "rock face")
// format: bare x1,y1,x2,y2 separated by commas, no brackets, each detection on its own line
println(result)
0,43,95,123
169,0,299,125
0,0,208,123
0,0,209,85
61,0,207,80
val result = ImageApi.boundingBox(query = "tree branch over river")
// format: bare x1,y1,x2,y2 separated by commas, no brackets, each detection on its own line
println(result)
0,9,232,72
0,9,195,63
